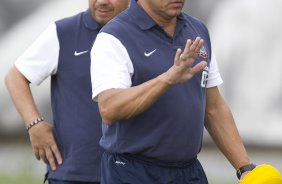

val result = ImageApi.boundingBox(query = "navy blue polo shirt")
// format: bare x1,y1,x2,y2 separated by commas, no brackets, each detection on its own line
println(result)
48,10,103,181
91,0,216,163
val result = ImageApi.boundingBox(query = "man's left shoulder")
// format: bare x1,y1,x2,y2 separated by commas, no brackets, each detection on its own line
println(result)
100,11,130,35
181,12,207,27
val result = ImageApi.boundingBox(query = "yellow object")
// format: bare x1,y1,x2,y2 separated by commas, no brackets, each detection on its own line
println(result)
239,164,282,184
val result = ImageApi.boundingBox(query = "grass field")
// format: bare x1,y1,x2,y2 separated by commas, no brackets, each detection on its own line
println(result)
0,175,42,184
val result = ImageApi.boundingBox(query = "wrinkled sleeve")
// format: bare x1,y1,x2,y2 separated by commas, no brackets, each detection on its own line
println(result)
206,51,223,88
90,32,133,101
15,23,59,85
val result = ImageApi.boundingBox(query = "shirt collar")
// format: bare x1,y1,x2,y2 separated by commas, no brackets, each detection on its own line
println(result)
129,0,157,30
176,13,188,31
83,9,102,30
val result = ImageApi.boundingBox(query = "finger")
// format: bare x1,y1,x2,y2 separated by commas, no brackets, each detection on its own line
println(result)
181,39,192,59
39,149,48,164
51,144,63,165
45,148,56,171
194,39,204,57
33,148,40,160
189,37,202,57
190,61,207,75
174,48,182,66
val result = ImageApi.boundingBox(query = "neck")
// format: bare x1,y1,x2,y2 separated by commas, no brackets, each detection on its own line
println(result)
157,18,177,37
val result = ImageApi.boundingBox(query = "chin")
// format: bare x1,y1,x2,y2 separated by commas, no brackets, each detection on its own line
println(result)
166,7,182,15
96,17,111,25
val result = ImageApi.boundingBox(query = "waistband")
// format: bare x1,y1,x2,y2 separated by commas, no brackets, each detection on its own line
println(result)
112,152,197,168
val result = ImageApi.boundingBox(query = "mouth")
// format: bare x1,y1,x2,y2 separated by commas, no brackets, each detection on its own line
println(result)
169,0,184,8
96,8,113,16
97,8,112,13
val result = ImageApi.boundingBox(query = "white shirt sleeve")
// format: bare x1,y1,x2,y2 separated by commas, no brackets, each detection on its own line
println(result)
15,23,59,85
91,32,133,100
90,32,223,100
206,51,223,88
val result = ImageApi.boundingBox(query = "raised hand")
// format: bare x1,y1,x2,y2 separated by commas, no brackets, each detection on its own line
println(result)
164,37,207,85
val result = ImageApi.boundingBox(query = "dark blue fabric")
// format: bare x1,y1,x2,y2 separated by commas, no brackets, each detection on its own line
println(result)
99,0,211,163
48,179,99,184
47,9,103,182
101,152,208,184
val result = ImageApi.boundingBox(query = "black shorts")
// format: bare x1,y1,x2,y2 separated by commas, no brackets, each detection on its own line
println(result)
101,152,208,184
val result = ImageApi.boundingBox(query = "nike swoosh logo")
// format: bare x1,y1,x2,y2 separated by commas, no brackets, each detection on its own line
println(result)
74,50,89,56
144,49,157,57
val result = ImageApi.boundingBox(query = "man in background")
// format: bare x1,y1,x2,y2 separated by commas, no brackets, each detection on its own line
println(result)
5,0,129,183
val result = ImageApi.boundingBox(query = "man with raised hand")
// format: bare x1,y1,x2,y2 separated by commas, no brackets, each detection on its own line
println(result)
91,0,254,183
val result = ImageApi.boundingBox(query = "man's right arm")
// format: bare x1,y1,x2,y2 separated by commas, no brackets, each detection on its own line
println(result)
94,37,207,125
5,66,62,170
97,73,171,125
